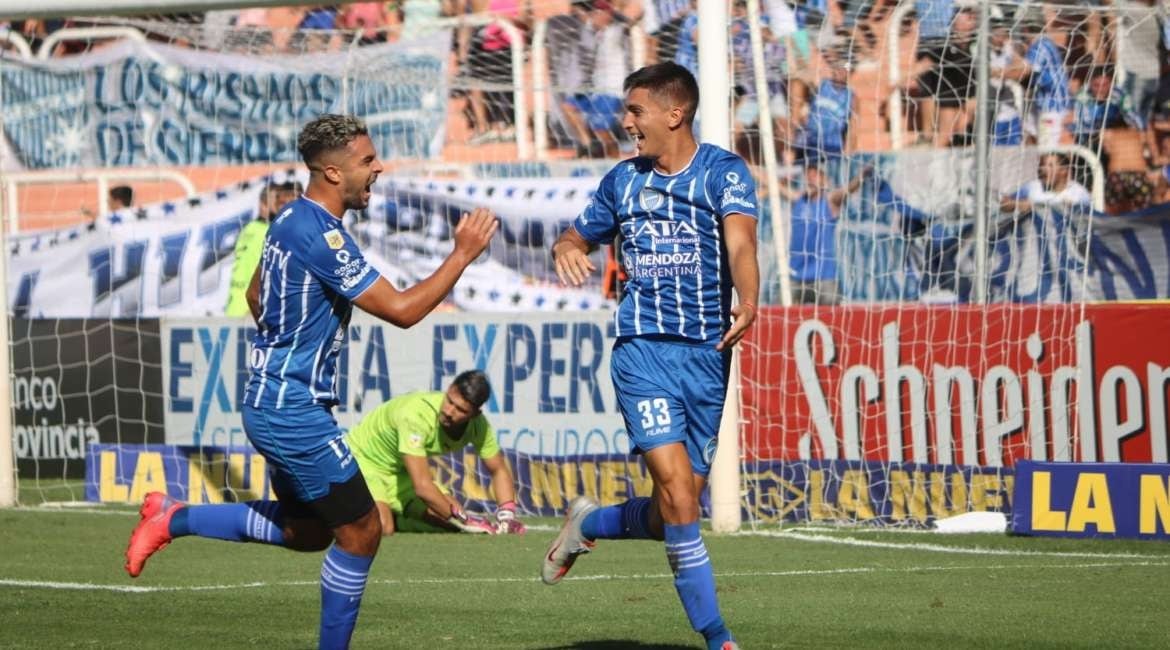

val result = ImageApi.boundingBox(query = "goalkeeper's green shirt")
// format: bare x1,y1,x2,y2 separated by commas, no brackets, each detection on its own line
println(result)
225,219,268,317
346,391,500,476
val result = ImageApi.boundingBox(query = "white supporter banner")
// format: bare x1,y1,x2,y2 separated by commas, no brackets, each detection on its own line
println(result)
161,312,627,456
0,34,450,168
8,172,614,317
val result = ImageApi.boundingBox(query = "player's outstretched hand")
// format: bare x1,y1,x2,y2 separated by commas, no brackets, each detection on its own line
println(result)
716,301,756,351
553,244,596,287
495,501,527,535
453,207,499,263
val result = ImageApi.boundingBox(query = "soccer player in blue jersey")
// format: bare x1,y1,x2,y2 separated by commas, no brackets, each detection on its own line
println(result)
124,114,498,650
541,62,758,650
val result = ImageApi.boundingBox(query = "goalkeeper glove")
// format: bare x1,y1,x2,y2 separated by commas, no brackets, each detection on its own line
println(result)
494,501,526,535
446,503,496,534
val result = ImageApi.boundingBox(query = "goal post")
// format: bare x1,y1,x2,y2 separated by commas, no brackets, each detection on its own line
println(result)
695,0,741,534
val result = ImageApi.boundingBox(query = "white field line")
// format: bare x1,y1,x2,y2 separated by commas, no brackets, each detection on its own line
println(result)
765,529,1170,559
2,560,1166,594
11,508,1170,560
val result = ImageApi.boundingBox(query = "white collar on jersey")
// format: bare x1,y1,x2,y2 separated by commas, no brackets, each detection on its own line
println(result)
301,195,344,220
652,142,702,178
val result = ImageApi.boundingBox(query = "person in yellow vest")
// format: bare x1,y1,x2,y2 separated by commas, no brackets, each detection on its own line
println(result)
345,370,526,536
225,181,300,316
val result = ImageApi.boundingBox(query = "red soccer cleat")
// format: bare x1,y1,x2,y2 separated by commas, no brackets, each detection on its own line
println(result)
124,491,184,578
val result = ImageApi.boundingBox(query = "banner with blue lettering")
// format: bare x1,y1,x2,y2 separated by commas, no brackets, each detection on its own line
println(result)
13,149,1170,318
86,443,1016,524
161,313,626,452
1011,461,1170,540
7,172,612,317
0,34,449,168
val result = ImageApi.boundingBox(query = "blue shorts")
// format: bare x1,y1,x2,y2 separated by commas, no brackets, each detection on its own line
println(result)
611,336,731,476
242,403,359,503
566,93,623,132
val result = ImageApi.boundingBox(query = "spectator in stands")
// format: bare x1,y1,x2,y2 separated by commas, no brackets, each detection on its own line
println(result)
1148,163,1170,205
794,49,853,162
792,0,842,31
553,0,631,158
998,15,1072,148
1105,170,1154,214
641,0,692,64
780,160,871,305
915,0,953,41
299,6,342,50
1070,67,1158,170
1113,0,1161,122
988,15,1026,145
402,0,446,37
271,6,311,52
730,0,797,164
672,1,698,78
225,181,300,317
547,0,595,153
1000,153,1091,215
337,3,392,44
1152,81,1170,157
725,0,809,162
914,2,976,147
109,185,133,211
465,0,532,145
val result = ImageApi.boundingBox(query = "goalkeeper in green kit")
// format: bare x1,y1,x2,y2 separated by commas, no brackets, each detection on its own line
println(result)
346,370,526,536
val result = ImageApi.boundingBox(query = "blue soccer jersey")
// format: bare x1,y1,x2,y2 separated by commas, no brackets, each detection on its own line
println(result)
573,144,759,345
801,79,852,154
244,196,381,410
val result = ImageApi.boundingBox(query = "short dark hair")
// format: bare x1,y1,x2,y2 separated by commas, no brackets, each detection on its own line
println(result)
1041,152,1071,167
453,370,491,408
297,114,369,166
109,185,133,207
623,63,700,125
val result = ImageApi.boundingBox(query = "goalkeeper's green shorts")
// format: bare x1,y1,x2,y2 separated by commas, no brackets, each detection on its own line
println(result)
360,466,451,521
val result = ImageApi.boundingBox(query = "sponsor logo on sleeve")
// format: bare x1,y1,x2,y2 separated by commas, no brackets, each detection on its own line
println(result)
721,170,756,211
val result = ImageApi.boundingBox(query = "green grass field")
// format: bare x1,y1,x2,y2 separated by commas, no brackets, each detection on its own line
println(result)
2,506,1169,649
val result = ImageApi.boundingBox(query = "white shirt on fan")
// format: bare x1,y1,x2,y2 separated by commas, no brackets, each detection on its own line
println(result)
1018,179,1092,211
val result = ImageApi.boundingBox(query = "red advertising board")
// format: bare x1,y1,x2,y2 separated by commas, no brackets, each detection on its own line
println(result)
740,304,1170,467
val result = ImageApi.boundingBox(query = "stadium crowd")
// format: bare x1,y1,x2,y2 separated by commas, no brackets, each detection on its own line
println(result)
5,1,1168,172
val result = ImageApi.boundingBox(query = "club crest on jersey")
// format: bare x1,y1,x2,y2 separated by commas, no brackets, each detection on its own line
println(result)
323,229,345,250
638,187,665,213
702,438,719,466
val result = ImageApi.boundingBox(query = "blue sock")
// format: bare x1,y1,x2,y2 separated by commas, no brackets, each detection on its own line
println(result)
664,522,731,649
319,546,374,650
581,497,654,540
168,502,285,546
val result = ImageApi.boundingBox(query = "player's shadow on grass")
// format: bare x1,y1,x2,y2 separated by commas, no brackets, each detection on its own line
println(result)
540,642,693,650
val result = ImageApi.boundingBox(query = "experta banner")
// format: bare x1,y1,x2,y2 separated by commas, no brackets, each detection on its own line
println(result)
161,312,628,455
86,444,1014,524
0,34,449,168
12,319,165,479
741,304,1170,467
1011,461,1170,539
